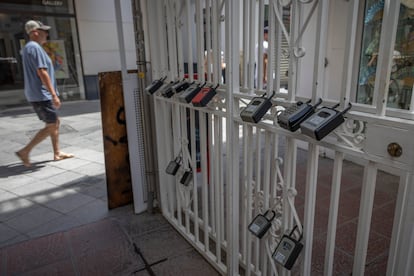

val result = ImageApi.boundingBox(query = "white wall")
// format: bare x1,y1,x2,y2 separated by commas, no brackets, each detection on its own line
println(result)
75,0,137,75
297,0,350,101
323,0,349,101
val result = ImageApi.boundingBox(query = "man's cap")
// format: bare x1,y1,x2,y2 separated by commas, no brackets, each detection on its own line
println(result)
264,26,269,33
25,20,51,34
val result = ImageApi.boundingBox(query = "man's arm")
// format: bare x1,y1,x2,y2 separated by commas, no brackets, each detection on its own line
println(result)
37,68,61,108
263,53,268,84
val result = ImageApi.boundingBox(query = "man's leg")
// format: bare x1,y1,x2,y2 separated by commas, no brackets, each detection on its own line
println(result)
50,117,74,161
16,123,56,167
50,118,60,160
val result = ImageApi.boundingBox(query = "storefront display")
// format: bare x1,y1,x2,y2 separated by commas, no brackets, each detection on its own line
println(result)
0,0,84,108
357,0,414,110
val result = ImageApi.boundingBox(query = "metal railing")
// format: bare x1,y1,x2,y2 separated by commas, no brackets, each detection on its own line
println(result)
140,0,414,275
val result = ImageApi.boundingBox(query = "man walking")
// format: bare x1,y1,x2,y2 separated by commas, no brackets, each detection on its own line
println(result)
16,20,73,167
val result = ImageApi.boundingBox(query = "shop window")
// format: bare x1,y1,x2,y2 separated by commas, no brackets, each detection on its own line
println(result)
357,0,414,110
0,5,84,105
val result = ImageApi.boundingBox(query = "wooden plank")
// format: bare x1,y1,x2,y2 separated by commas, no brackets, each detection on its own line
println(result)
98,71,133,209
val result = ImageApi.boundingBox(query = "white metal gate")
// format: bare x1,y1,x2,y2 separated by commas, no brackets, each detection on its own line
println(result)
139,0,414,275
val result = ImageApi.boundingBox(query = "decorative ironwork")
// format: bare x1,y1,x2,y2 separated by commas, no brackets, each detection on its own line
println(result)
334,118,366,150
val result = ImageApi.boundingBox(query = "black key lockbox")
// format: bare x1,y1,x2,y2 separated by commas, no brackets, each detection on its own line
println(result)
240,91,275,123
277,98,322,132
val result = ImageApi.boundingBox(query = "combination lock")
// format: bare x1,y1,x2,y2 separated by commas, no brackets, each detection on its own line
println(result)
161,80,180,98
248,210,276,239
272,225,303,270
165,156,181,175
277,98,322,132
240,91,275,123
145,76,167,95
180,170,193,186
172,80,192,94
300,102,352,141
192,84,219,107
178,82,206,103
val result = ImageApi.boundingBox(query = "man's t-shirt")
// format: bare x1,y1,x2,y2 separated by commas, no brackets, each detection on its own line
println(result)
22,41,58,102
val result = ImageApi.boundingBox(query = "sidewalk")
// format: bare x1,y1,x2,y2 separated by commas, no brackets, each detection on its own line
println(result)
0,100,218,275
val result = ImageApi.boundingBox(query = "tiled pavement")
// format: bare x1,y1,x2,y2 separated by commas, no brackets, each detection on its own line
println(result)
0,100,219,275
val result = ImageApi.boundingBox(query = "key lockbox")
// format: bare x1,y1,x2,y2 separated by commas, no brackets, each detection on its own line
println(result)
161,80,180,98
248,210,276,239
178,82,206,103
300,102,352,141
272,225,303,270
240,91,275,123
145,76,167,95
180,170,193,186
172,80,192,94
165,156,181,175
192,84,219,107
277,98,322,132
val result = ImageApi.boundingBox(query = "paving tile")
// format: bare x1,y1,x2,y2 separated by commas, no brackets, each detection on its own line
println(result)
364,253,388,276
0,247,4,275
310,236,353,275
74,182,107,199
8,181,58,197
67,176,107,198
337,187,362,225
48,158,91,171
373,186,398,208
19,259,76,276
0,234,28,249
151,248,220,276
5,232,70,275
371,201,396,238
130,224,193,265
5,205,62,234
0,190,18,202
27,215,81,239
115,210,170,237
0,223,19,244
335,221,391,264
43,171,85,186
67,199,108,225
43,191,96,214
72,162,105,177
0,174,36,190
68,219,127,254
64,147,105,164
26,187,78,205
22,165,66,180
73,237,142,276
0,197,35,222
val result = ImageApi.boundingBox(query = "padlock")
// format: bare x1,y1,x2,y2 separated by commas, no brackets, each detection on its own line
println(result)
272,225,303,270
165,156,181,175
180,170,193,186
248,210,276,239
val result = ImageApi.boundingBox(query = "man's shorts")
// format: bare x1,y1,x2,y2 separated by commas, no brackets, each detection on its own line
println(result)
31,100,58,124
